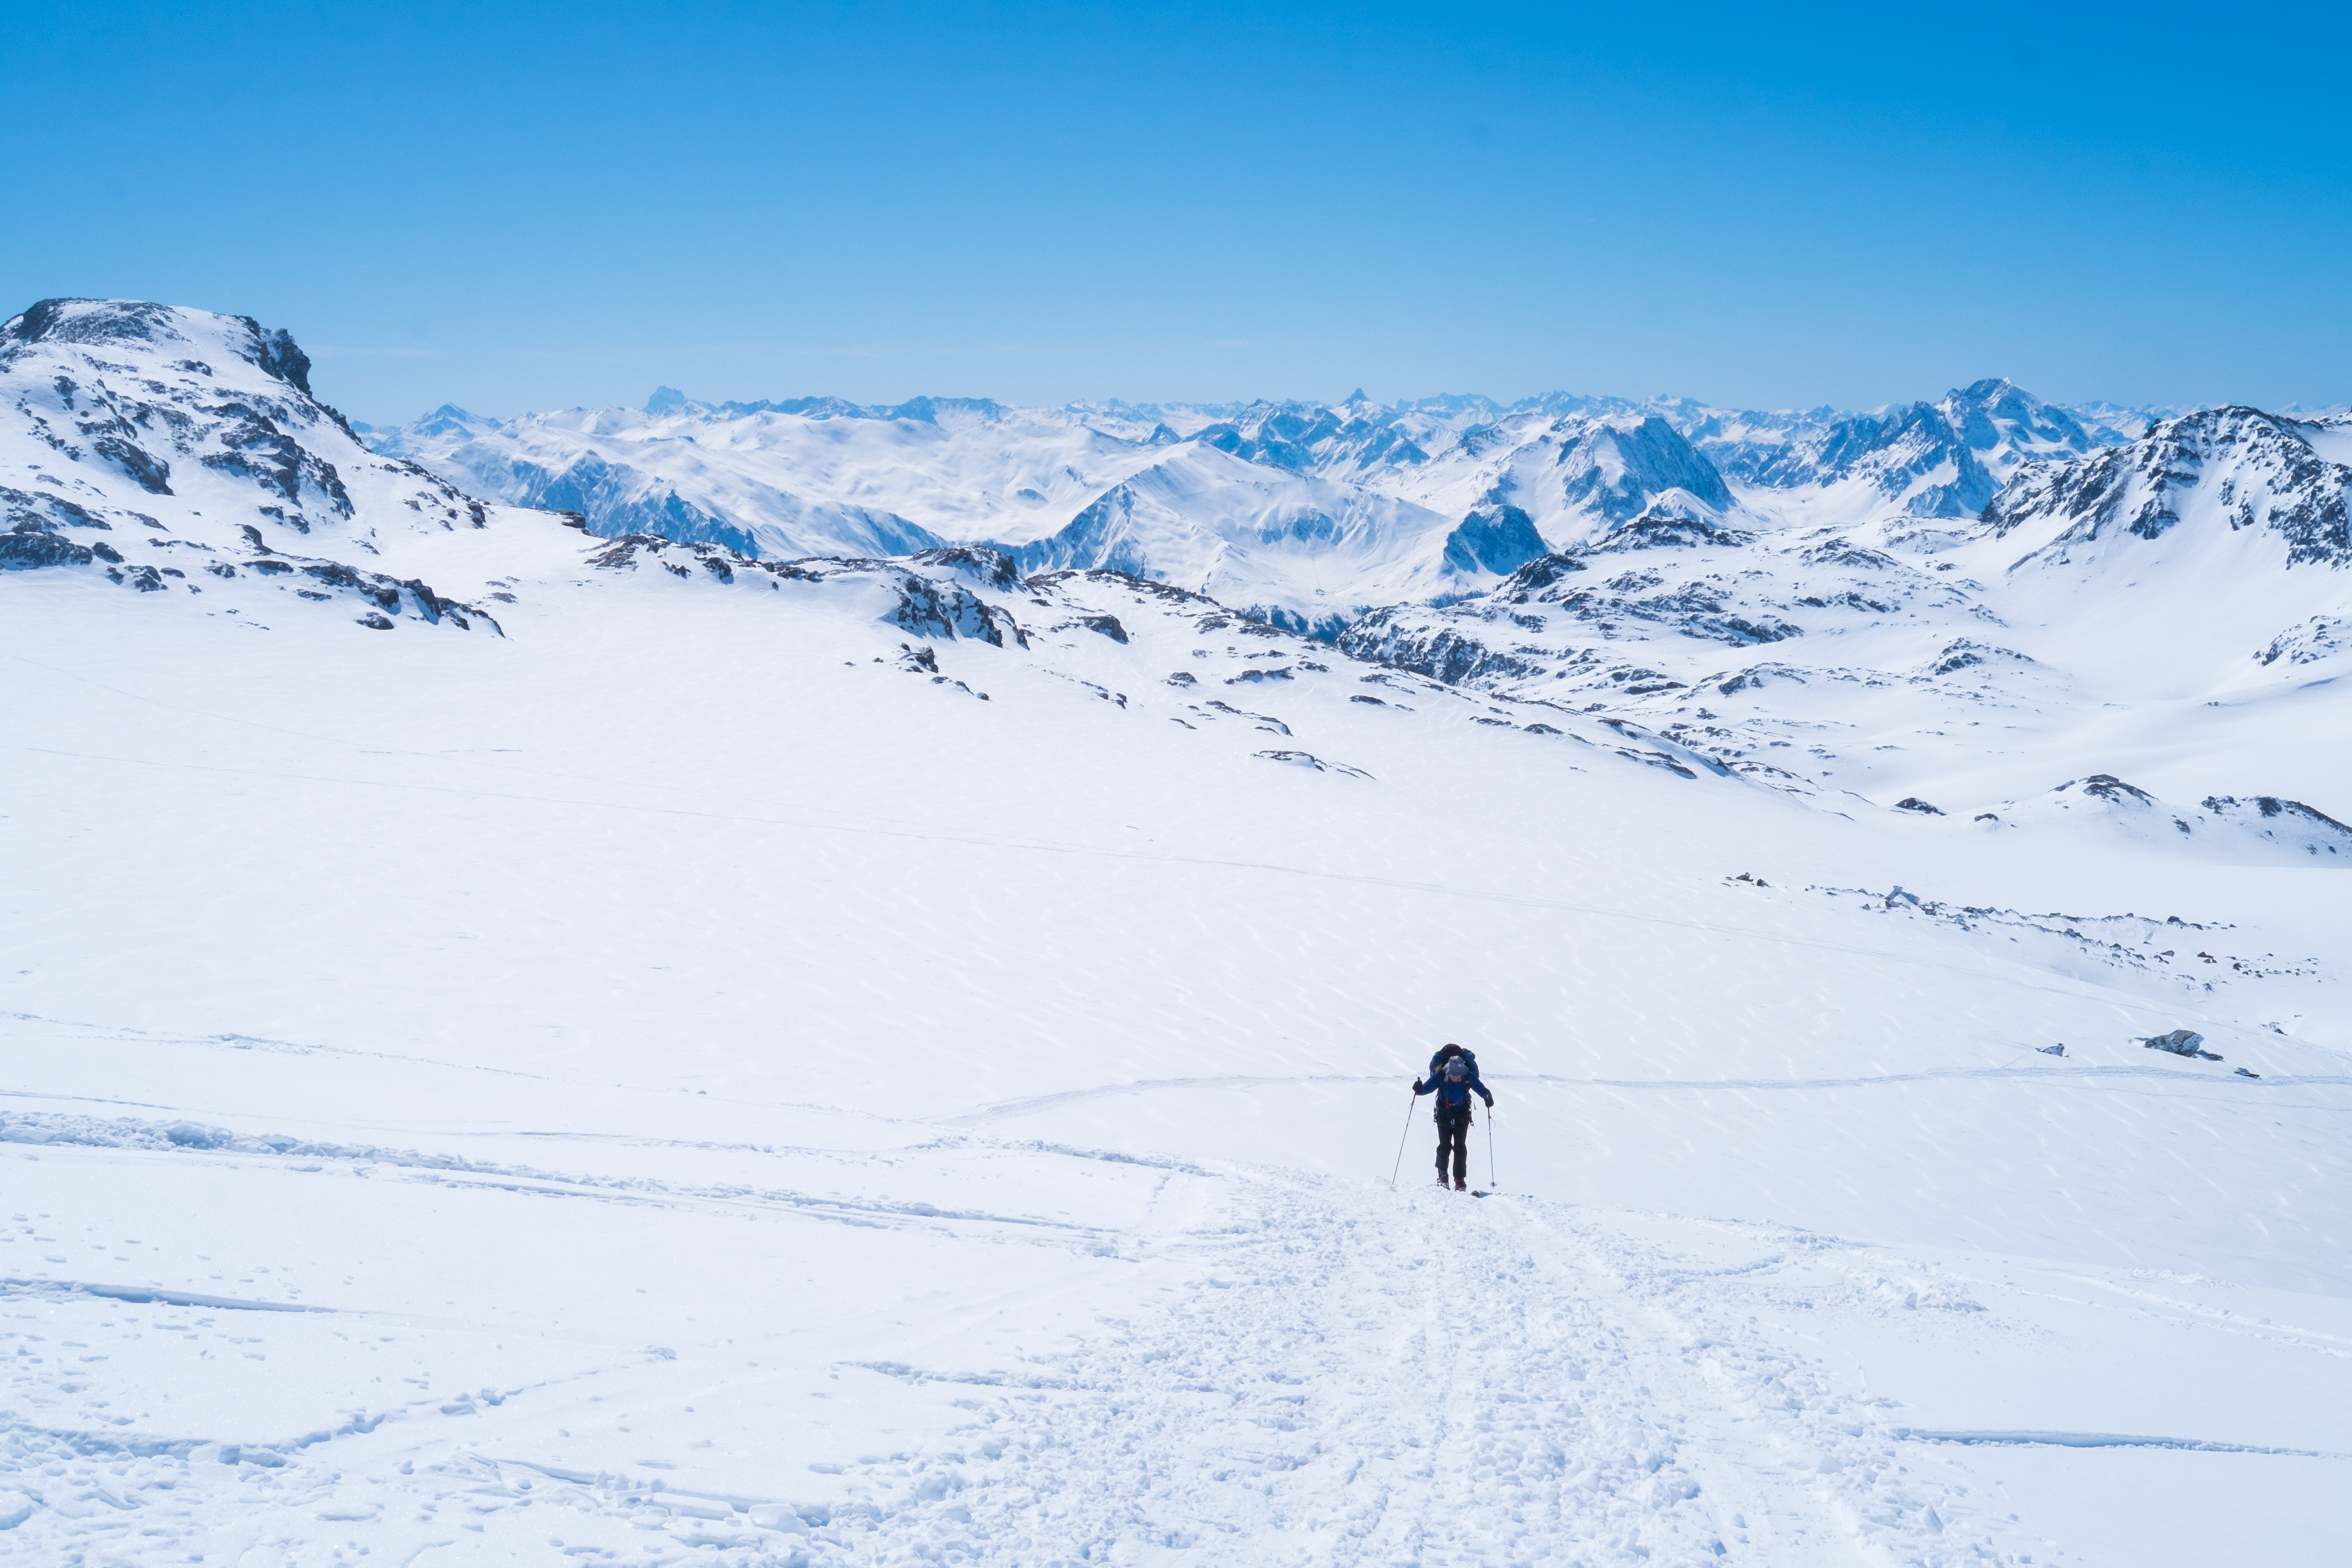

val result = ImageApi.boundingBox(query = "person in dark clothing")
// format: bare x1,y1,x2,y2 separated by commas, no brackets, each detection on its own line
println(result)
1413,1048,1493,1190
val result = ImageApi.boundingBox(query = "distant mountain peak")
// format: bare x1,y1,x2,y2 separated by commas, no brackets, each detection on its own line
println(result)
645,386,690,414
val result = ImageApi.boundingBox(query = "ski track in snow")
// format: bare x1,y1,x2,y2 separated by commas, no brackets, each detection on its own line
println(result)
825,1172,1934,1568
1,1131,2079,1568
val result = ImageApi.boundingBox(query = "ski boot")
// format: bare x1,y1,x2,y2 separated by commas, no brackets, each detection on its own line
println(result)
1455,1176,1468,1191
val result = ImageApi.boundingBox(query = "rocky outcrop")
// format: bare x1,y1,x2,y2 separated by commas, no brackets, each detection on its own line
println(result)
588,532,1029,648
1984,407,2352,569
0,298,538,631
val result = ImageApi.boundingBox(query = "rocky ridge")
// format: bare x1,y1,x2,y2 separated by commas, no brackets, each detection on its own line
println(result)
0,298,514,633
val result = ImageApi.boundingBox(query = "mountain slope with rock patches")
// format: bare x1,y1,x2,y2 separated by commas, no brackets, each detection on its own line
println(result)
0,298,524,633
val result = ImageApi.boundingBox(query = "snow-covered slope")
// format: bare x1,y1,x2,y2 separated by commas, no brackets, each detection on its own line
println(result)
1964,405,2352,696
1327,401,2352,834
1,298,525,632
11,302,2349,1567
1008,443,1505,636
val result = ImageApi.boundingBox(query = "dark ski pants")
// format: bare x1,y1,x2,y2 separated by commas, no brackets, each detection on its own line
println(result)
1434,1106,1472,1183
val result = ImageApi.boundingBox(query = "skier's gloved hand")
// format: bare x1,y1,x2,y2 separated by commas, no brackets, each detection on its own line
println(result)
1411,1078,1425,1093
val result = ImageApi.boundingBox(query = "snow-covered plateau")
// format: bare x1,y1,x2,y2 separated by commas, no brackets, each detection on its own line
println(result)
5,299,2351,1568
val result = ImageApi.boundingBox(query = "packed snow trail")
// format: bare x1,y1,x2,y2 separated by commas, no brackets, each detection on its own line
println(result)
0,1137,2033,1566
7,1056,2348,1566
841,1168,1851,1567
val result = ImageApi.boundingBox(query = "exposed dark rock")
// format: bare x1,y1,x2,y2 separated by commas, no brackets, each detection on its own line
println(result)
5,298,181,345
1335,611,1544,686
0,531,93,569
1206,700,1290,735
92,434,172,493
889,572,1026,647
2256,614,2349,666
302,561,399,610
245,321,313,394
1895,797,1945,815
2,487,110,533
1584,513,1755,553
910,544,1025,591
1985,407,2352,568
2067,774,2155,806
1800,538,1904,571
1714,663,1808,696
1240,603,1350,640
1494,553,1588,601
2200,794,2352,856
1253,748,1373,779
1441,501,1547,577
1926,638,2034,676
200,404,306,502
2144,1028,2221,1060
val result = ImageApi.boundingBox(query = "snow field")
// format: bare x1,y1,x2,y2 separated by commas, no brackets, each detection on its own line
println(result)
4,526,2350,1565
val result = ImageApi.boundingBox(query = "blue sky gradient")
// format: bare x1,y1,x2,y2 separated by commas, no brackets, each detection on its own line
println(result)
9,1,2348,422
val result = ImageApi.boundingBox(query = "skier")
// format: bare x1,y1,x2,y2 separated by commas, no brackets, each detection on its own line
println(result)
1413,1048,1493,1190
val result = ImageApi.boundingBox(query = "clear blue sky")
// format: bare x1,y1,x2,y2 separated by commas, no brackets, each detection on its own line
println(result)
10,1,2348,423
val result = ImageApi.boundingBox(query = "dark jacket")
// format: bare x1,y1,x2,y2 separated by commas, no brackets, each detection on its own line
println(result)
1415,1065,1492,1111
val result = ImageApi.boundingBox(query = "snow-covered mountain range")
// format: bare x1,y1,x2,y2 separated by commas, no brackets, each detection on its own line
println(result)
9,299,2352,1568
361,376,2179,628
15,297,2348,840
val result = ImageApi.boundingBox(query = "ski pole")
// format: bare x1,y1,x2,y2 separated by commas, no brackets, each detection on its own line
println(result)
1487,1106,1497,1192
1388,1087,1416,1189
